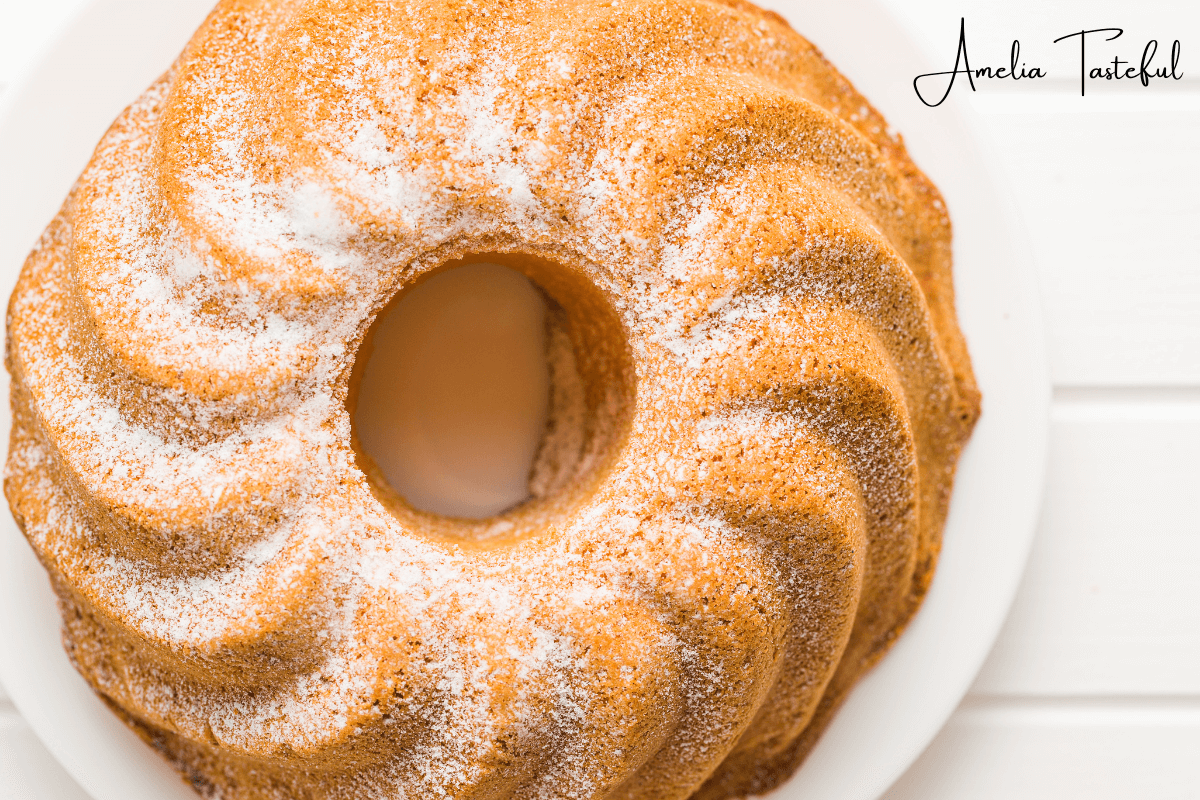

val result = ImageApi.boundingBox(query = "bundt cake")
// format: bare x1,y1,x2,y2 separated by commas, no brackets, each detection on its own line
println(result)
4,0,980,797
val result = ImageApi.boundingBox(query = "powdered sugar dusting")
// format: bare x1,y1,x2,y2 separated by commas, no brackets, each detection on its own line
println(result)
4,1,979,798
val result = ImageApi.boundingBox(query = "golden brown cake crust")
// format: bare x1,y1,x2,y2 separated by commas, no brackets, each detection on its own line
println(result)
4,1,979,798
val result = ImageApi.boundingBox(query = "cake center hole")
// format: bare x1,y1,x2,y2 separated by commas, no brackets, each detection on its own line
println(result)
353,263,554,518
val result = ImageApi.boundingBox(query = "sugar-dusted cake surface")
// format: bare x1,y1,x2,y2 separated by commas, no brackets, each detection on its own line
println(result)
4,0,980,797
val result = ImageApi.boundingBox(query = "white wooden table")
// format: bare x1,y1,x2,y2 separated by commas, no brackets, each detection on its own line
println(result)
1,1,1198,798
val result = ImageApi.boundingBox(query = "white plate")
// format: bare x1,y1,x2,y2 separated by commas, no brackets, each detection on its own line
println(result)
0,1,1050,799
